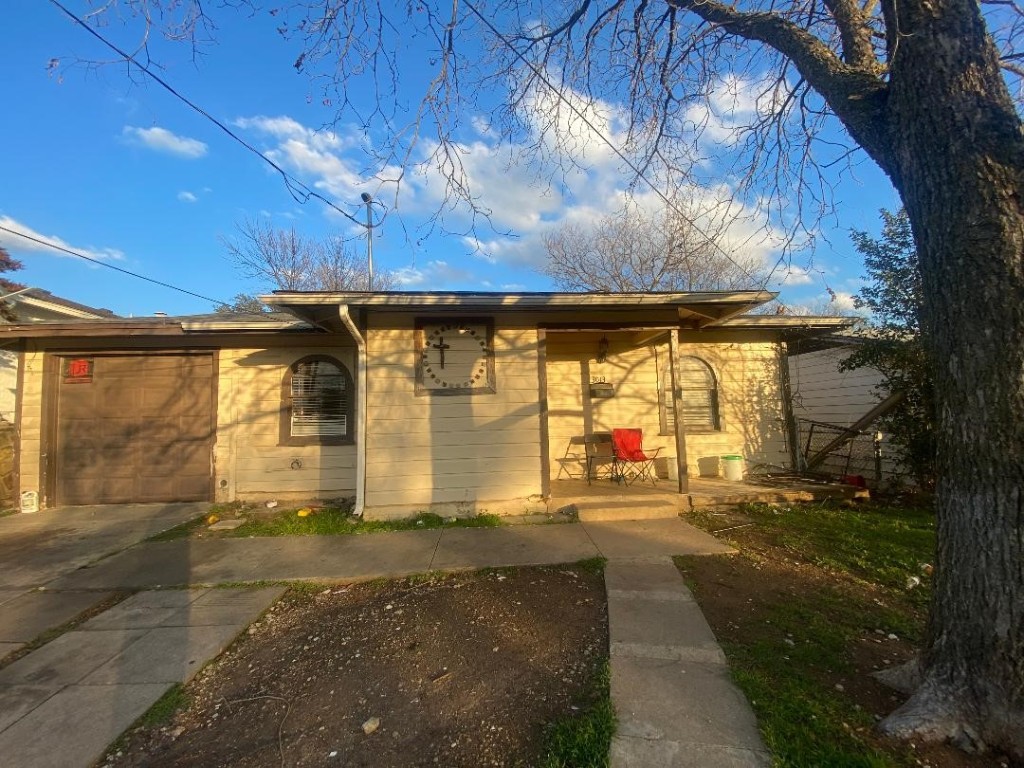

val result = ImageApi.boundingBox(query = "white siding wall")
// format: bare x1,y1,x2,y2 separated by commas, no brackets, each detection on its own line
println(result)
363,313,544,518
215,345,358,503
787,346,908,483
788,347,886,426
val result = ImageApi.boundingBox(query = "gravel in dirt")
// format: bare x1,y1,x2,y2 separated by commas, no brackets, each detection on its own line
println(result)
103,565,608,767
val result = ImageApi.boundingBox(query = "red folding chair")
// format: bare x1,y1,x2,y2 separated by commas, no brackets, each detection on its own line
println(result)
612,428,661,485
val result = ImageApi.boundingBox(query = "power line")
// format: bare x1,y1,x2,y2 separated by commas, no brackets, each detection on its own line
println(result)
1,224,238,310
49,0,376,230
463,0,789,303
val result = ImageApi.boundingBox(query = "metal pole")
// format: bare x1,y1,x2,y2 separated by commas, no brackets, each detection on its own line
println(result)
360,192,374,291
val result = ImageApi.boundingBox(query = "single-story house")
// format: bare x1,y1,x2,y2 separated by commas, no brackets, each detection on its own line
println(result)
3,291,850,518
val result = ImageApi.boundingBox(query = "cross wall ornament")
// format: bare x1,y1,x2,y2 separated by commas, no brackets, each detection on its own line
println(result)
415,318,496,396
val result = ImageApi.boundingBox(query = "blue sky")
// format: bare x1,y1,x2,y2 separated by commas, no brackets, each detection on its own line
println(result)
1,1,900,318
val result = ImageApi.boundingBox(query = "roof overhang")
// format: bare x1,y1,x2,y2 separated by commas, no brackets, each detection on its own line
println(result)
0,315,315,339
262,290,779,330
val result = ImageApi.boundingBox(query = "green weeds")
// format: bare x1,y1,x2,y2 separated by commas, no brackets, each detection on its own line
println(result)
538,661,615,768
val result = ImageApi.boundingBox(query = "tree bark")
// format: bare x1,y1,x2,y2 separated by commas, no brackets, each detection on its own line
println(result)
873,0,1024,754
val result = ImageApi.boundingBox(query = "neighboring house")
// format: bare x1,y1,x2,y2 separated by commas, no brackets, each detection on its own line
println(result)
0,289,117,423
0,290,117,508
3,291,849,517
786,334,904,484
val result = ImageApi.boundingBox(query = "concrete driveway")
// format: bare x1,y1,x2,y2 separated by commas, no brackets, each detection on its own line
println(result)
0,503,206,590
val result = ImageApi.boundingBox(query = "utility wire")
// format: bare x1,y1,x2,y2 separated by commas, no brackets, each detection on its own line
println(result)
49,0,379,230
52,0,789,307
1,225,243,312
463,0,789,305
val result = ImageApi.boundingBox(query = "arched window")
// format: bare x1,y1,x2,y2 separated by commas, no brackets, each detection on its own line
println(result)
281,356,354,445
661,356,720,432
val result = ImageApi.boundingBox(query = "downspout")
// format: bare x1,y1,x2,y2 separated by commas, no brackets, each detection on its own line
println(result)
338,305,367,517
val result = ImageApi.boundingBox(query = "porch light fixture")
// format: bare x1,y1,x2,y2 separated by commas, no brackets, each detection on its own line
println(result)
597,336,609,363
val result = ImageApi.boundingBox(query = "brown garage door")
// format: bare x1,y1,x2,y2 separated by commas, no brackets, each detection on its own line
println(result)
54,353,215,505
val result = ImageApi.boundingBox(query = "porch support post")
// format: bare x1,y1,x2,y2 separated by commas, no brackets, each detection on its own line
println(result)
536,329,551,500
668,329,690,493
338,305,366,517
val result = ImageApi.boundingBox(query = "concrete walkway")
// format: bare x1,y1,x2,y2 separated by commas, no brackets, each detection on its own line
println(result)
0,586,284,768
607,559,771,767
0,516,768,767
50,517,735,589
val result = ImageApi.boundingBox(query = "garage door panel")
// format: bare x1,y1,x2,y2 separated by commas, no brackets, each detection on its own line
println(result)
55,353,215,506
178,415,213,437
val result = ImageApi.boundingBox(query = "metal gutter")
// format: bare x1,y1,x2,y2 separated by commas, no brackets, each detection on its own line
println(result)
262,290,778,309
338,304,367,517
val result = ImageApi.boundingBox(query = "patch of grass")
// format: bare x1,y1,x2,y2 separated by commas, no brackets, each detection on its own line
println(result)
225,507,505,537
0,507,17,518
106,683,191,758
538,661,615,768
574,556,607,575
714,589,916,767
139,683,190,728
695,502,934,602
146,514,208,542
677,501,940,767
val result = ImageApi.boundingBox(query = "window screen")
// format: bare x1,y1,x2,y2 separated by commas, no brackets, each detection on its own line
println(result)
290,359,348,437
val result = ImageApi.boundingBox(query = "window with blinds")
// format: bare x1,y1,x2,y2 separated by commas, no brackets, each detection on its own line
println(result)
661,356,720,432
287,358,350,441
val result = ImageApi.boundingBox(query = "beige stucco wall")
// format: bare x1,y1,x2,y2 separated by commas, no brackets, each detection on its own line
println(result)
215,344,358,503
547,332,789,479
362,312,544,518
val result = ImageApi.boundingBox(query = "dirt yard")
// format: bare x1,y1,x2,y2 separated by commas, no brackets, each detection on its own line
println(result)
103,564,608,768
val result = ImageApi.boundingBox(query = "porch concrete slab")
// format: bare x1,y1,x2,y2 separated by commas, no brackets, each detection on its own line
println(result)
610,737,771,768
0,590,114,643
52,531,443,589
81,624,246,684
582,518,734,559
429,524,597,570
0,503,207,589
612,655,766,750
0,683,63,732
0,629,147,686
0,682,169,768
79,589,210,630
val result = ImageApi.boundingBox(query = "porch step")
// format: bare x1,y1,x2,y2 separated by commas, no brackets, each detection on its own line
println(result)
687,484,868,511
550,494,683,522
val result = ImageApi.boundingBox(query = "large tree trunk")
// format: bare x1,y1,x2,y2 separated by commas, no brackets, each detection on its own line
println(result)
876,0,1024,754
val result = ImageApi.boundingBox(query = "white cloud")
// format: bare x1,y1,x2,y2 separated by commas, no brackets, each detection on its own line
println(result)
122,126,208,159
177,191,198,203
779,266,814,286
0,215,123,261
233,97,790,288
830,290,859,311
392,260,481,289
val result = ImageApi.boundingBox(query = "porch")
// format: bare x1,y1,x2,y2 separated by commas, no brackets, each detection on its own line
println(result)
547,474,867,521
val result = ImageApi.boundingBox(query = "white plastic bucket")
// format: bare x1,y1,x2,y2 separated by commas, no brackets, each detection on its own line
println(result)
721,455,744,482
20,491,39,513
